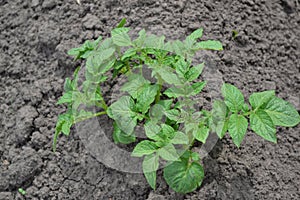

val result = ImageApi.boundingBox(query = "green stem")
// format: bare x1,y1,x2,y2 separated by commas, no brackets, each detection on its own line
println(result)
101,100,108,111
155,74,163,103
74,111,107,124
94,111,107,117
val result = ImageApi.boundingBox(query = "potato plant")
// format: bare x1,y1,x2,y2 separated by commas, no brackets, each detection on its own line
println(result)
54,19,300,193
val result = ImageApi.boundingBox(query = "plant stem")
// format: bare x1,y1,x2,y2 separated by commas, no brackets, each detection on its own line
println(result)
94,111,107,117
101,100,108,110
155,74,163,103
74,111,107,124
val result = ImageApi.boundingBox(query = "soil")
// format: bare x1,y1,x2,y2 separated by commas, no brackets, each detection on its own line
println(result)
0,0,300,199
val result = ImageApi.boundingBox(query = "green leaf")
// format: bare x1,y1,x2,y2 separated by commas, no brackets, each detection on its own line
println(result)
232,30,238,39
242,103,250,113
57,113,74,135
57,91,76,104
228,114,248,147
111,27,132,46
212,100,228,138
185,63,204,81
184,123,195,135
164,82,206,98
18,188,26,195
161,124,176,137
133,29,146,47
144,121,162,141
171,132,189,145
121,74,150,99
164,41,175,52
149,104,165,122
71,92,87,110
132,140,158,157
250,110,276,143
249,90,275,109
116,18,127,28
81,49,94,59
86,48,115,74
165,109,180,121
143,154,159,189
191,152,200,161
73,66,80,85
157,67,182,85
262,96,300,127
221,83,244,113
68,38,101,59
196,40,223,50
121,48,136,61
191,81,207,95
98,59,116,75
164,87,186,98
93,36,103,48
157,143,179,161
143,35,165,50
162,50,175,62
218,120,228,139
156,36,166,50
184,122,197,135
157,99,173,110
108,96,138,134
113,122,136,144
136,84,159,113
53,113,74,151
186,28,203,42
64,78,73,92
96,47,115,62
99,38,114,51
172,40,185,57
163,160,204,193
112,61,124,77
67,47,81,57
61,120,72,136
64,67,80,92
175,58,189,77
194,126,209,143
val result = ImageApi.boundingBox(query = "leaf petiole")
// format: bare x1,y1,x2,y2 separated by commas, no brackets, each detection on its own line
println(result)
74,111,107,124
101,100,108,110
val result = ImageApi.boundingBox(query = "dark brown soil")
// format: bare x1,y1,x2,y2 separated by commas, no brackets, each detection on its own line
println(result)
0,0,299,199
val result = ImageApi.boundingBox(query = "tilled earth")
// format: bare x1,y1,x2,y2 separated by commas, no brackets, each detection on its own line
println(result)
0,0,299,199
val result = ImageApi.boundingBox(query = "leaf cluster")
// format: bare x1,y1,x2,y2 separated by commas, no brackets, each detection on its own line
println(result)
54,19,300,193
